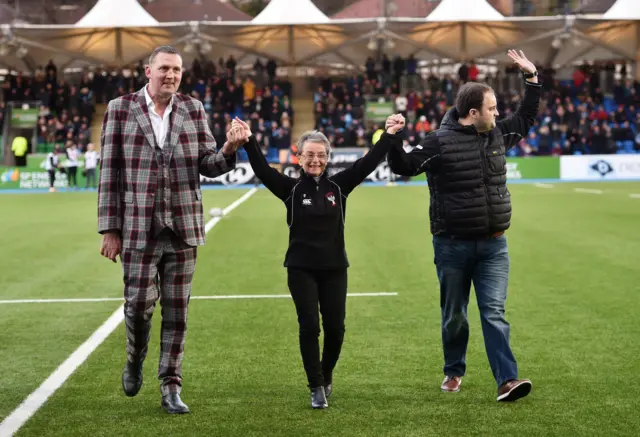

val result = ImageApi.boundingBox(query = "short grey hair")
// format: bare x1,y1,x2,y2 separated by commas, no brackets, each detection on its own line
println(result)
148,45,181,66
297,130,331,156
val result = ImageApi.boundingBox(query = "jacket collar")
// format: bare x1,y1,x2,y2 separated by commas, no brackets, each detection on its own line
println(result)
143,84,175,116
441,106,491,136
132,86,185,156
300,168,328,182
135,85,178,114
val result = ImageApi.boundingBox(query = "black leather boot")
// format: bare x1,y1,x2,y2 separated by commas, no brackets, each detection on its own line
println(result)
121,360,143,397
311,386,328,409
161,393,190,414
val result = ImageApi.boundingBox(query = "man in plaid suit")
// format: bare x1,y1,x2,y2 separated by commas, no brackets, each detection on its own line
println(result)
98,46,240,414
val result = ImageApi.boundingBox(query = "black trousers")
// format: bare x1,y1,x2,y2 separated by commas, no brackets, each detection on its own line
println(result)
287,267,347,388
14,155,26,167
85,168,97,188
67,166,78,187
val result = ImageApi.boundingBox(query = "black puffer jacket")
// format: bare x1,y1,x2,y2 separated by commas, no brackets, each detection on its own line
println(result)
388,80,542,237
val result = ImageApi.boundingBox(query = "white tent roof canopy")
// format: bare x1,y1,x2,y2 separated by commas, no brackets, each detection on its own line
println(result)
252,0,329,25
389,15,634,68
195,19,381,68
392,16,553,62
426,0,504,22
496,16,636,67
76,0,159,28
602,0,640,20
2,13,636,73
4,22,191,69
577,15,639,64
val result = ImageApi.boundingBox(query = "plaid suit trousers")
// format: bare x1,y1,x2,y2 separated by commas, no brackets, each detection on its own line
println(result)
121,228,197,396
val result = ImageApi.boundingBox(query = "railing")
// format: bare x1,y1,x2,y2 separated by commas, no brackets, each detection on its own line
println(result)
510,0,608,16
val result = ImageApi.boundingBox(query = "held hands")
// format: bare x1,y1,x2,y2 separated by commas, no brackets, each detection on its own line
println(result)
385,114,405,135
232,117,252,138
222,117,252,155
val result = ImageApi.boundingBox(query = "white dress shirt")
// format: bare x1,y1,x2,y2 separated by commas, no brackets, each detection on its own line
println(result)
144,84,173,149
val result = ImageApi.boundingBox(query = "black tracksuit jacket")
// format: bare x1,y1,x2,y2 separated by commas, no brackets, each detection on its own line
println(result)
243,132,400,269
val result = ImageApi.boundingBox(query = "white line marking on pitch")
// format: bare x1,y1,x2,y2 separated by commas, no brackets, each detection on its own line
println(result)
192,292,398,299
574,188,603,194
534,183,554,189
0,188,258,437
0,298,124,304
629,194,640,199
0,305,124,437
0,293,398,305
205,187,257,233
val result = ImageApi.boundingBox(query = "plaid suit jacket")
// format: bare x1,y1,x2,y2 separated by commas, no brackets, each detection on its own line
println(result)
97,87,235,249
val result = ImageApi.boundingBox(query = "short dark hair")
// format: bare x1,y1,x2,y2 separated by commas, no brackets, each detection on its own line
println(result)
148,45,181,66
455,82,494,117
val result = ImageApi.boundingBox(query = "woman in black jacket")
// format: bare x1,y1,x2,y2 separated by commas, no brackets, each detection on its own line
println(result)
230,115,405,409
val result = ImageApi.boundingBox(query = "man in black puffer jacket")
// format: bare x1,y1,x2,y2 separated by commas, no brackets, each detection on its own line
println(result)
388,50,541,403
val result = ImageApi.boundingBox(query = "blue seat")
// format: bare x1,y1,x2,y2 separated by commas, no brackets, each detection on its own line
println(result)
603,97,616,113
623,141,635,152
236,148,248,161
266,147,279,163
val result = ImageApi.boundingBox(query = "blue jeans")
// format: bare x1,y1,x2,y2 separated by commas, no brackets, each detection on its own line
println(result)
432,234,518,388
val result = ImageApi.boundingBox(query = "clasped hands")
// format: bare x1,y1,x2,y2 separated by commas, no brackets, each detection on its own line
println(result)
222,117,253,154
385,114,406,135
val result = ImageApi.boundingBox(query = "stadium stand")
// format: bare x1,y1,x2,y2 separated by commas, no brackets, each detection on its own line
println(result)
312,60,640,156
0,57,637,168
0,56,295,164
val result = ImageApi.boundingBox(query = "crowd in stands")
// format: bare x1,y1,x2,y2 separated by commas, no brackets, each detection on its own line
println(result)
1,54,639,175
2,60,95,155
313,58,640,156
0,56,294,165
156,56,295,164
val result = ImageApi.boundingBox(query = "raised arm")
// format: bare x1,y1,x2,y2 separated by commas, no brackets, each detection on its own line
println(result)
497,50,542,150
197,101,238,178
232,118,296,201
330,114,405,196
387,131,441,176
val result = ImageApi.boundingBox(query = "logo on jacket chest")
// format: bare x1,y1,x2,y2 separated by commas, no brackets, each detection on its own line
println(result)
300,192,337,207
302,193,312,206
326,192,336,207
